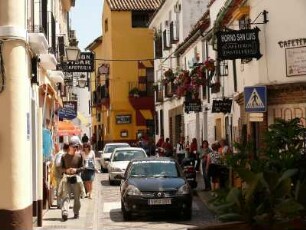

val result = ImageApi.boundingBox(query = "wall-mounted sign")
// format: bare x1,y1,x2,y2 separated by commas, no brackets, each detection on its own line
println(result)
61,52,94,72
120,130,128,138
216,28,262,60
184,99,202,114
98,64,109,75
285,46,306,77
116,115,132,124
244,86,267,113
212,98,232,114
58,101,77,120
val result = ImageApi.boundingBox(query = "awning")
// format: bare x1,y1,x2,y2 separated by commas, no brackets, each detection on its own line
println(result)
77,112,90,126
39,83,63,107
57,120,81,136
47,70,64,84
139,109,153,120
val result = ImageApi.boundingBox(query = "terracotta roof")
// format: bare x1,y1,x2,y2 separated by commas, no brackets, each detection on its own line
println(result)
106,0,163,11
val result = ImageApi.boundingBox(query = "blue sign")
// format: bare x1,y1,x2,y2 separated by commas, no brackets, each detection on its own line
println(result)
58,101,77,120
244,86,267,112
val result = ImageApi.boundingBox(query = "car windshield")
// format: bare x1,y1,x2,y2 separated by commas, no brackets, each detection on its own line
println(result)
104,144,129,153
129,161,179,178
112,150,146,162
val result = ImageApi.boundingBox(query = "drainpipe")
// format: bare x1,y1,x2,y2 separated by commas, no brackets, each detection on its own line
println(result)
0,0,32,230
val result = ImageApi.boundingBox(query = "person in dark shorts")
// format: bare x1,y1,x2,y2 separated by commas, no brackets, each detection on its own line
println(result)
81,143,96,199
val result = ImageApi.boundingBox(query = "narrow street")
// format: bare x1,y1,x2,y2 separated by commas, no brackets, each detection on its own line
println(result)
38,160,218,230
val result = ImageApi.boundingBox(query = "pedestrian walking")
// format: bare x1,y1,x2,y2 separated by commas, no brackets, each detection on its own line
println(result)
59,136,85,221
161,137,173,157
81,133,89,144
199,140,212,191
176,136,186,164
81,143,97,199
206,142,222,195
190,138,200,170
51,143,69,208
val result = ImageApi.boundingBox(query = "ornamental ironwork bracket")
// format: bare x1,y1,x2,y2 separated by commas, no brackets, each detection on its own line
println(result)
249,10,269,25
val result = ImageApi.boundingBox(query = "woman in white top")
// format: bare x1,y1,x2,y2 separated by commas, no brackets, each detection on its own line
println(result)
81,143,96,199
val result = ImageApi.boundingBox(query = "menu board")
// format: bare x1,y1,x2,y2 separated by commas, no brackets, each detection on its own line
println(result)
285,46,306,77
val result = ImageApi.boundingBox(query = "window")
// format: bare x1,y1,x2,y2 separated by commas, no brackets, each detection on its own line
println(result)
104,19,108,32
132,11,152,28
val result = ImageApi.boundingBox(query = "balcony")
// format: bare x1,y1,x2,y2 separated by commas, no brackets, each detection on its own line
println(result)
92,85,110,108
28,25,48,55
128,82,154,110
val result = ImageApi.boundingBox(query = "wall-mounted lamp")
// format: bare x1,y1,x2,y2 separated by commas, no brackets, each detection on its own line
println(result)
77,74,87,88
66,38,80,61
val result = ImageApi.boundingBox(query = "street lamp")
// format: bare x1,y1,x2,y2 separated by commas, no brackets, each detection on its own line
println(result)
77,74,87,88
66,38,80,61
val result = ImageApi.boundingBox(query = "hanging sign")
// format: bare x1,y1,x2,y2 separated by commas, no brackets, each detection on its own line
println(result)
212,98,232,114
184,99,202,113
60,52,94,72
58,101,78,120
216,28,262,60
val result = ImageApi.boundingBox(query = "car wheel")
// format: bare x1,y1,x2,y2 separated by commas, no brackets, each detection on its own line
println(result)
182,208,192,220
121,200,132,221
109,177,115,185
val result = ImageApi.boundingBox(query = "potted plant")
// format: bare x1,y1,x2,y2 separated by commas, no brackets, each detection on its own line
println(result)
129,87,139,97
211,118,306,229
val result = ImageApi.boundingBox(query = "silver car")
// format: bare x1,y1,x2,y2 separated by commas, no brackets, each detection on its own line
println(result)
100,143,130,172
108,147,147,185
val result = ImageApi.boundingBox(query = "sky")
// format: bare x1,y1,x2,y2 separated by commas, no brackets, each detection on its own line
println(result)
70,0,104,51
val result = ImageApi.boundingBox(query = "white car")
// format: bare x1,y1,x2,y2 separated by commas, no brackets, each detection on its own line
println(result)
108,147,147,185
100,143,130,172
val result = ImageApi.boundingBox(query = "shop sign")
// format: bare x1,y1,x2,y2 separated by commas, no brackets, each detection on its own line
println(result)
184,99,202,113
61,52,94,72
212,98,232,114
116,115,132,124
58,101,77,120
285,46,306,77
216,28,262,60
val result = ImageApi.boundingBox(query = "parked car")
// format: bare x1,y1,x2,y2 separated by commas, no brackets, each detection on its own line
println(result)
100,143,130,172
108,147,147,185
118,157,193,221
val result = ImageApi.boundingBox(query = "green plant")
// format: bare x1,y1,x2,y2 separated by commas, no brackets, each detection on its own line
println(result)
213,118,306,228
129,87,139,96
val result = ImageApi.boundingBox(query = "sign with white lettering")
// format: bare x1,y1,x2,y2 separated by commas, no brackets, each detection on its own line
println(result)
184,99,202,113
212,98,232,114
58,101,78,120
61,52,94,72
216,28,262,60
116,115,132,124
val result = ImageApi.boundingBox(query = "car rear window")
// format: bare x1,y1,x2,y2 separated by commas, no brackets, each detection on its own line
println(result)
105,144,129,153
113,150,146,162
129,161,179,178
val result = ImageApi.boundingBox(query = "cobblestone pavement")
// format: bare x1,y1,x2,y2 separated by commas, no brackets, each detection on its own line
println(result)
35,160,218,230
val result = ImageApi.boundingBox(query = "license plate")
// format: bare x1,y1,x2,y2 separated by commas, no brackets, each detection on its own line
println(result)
148,198,171,205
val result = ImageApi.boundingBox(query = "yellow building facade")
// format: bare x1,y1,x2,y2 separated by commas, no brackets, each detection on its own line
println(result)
88,0,162,147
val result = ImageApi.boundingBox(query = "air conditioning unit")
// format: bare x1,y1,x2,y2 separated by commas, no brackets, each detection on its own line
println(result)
174,3,181,13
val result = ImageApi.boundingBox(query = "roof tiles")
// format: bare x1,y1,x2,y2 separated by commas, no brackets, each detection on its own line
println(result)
107,0,163,11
